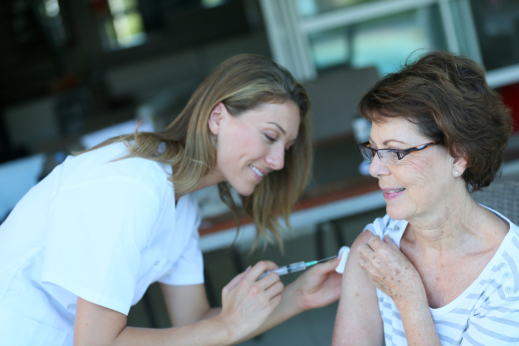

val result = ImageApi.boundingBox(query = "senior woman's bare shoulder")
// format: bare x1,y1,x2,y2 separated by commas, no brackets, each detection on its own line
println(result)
332,231,384,346
474,204,510,259
479,205,510,238
465,204,510,259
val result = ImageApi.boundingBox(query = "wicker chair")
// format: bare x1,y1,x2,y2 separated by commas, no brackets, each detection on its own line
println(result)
471,181,519,225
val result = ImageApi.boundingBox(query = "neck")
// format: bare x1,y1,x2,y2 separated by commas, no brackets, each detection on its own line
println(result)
405,184,483,252
175,167,225,201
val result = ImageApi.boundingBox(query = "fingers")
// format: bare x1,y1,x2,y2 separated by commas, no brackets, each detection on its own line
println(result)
358,243,375,262
369,234,400,252
264,281,284,301
224,266,251,293
270,291,283,306
358,238,378,272
367,234,385,250
243,261,283,301
383,235,399,250
310,256,341,275
261,260,279,271
360,236,393,270
358,256,372,269
245,261,278,282
257,270,281,290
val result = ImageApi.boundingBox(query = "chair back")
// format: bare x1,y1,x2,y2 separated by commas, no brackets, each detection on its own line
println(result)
471,181,519,225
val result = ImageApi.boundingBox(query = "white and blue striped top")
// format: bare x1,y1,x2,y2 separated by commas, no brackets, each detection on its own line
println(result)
366,206,519,346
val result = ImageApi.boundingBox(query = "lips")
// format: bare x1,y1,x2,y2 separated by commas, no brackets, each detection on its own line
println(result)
381,187,406,200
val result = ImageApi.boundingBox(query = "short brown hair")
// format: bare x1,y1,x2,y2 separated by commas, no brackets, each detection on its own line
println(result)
358,51,512,191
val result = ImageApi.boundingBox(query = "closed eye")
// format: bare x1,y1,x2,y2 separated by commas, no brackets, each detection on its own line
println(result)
265,134,276,143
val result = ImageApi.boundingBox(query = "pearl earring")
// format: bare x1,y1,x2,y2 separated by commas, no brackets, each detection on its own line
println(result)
455,171,459,175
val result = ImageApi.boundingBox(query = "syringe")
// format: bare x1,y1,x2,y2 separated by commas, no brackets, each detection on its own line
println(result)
257,255,337,280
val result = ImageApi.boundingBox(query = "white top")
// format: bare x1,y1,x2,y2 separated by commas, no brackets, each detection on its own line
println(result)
0,142,204,346
0,153,45,220
353,207,519,346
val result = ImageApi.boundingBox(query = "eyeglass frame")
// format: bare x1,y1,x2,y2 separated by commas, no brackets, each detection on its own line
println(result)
357,140,443,165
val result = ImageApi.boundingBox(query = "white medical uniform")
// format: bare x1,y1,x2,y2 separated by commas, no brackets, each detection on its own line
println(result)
0,142,204,346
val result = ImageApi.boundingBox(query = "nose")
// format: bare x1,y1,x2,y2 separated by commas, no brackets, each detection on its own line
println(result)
266,145,285,171
369,153,390,178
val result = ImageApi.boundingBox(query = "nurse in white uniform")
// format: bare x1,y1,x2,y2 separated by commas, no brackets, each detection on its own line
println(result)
0,54,342,345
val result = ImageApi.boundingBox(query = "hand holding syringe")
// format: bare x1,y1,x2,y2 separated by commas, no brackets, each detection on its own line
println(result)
257,255,338,280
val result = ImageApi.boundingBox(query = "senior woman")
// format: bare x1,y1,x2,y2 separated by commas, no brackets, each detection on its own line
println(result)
332,51,518,346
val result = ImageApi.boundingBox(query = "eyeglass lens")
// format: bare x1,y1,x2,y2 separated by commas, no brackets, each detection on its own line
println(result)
379,151,399,164
359,145,399,165
359,146,374,162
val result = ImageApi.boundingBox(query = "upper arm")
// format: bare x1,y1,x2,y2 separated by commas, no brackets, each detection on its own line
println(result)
74,297,127,346
160,283,210,327
332,230,384,346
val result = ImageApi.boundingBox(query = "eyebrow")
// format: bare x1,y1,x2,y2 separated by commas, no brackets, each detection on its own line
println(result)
268,122,286,135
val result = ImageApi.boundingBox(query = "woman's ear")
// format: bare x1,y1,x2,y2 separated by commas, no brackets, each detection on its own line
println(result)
453,155,468,177
208,102,225,135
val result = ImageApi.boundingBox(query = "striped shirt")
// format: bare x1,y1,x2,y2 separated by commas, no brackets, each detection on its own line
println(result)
366,206,519,346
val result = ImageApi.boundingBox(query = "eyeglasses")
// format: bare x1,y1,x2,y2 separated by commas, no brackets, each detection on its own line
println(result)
357,140,442,166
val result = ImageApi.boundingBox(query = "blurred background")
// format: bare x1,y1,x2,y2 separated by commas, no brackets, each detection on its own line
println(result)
2,0,519,345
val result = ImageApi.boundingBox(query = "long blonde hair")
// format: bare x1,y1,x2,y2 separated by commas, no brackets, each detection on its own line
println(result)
87,54,312,249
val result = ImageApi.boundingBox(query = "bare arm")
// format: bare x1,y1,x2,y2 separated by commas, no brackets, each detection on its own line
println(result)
74,298,232,346
332,231,384,346
74,261,283,346
160,283,215,326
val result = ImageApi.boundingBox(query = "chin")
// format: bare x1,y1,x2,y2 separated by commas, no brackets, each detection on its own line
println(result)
236,188,254,196
386,205,411,221
228,182,255,197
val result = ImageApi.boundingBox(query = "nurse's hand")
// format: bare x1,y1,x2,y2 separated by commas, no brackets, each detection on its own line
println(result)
218,261,283,342
289,255,342,312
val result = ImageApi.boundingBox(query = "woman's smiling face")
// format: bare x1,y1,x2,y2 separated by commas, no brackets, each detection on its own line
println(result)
208,101,300,196
368,117,457,221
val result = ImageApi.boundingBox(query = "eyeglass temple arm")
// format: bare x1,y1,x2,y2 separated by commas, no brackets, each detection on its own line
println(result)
398,142,441,159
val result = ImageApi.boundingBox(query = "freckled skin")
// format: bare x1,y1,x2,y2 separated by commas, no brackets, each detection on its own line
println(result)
369,119,454,223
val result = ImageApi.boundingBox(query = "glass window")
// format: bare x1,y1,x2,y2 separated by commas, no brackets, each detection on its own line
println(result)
104,0,147,49
470,0,519,71
309,5,447,75
297,0,377,18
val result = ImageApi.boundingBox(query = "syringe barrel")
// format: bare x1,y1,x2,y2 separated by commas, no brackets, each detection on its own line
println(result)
258,261,306,280
284,261,307,273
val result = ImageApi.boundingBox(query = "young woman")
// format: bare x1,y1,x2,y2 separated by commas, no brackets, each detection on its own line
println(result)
0,54,342,345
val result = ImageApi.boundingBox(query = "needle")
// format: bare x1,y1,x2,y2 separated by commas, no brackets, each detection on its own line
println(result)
257,255,337,280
